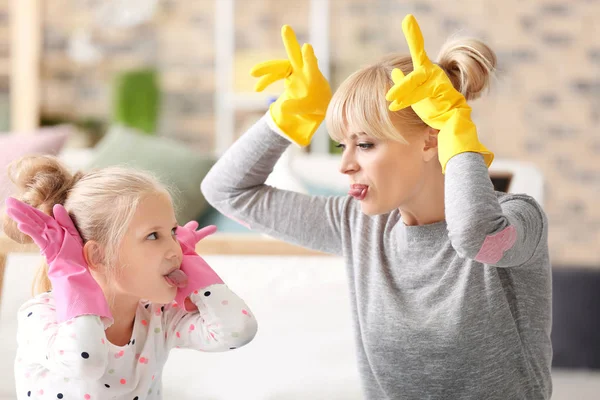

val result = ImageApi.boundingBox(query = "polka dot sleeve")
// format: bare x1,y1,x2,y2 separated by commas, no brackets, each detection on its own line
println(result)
162,283,258,352
16,293,109,380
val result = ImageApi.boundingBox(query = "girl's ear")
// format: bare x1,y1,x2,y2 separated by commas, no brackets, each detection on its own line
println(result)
83,240,105,271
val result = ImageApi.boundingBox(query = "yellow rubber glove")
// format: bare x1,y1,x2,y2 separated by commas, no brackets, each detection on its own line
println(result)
250,25,332,147
385,14,494,173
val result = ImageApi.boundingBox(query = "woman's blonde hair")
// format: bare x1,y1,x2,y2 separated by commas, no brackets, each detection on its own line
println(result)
326,37,497,143
2,155,167,295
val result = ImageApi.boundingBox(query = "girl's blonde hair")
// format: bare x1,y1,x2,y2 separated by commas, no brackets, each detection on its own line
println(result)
326,37,497,143
2,155,167,295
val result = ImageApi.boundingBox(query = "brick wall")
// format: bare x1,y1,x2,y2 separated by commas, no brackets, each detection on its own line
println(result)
37,0,600,266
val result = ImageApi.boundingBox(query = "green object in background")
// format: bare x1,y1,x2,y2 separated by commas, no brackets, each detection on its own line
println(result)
85,124,215,224
112,69,160,134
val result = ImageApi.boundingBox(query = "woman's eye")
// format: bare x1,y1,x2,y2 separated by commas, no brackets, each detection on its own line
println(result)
171,228,177,236
335,143,346,150
357,143,374,149
147,232,158,240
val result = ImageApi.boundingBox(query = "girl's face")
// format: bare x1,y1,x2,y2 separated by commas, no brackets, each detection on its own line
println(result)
337,125,436,216
111,192,183,304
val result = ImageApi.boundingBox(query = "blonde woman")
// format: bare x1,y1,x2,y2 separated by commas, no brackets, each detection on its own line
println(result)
202,14,552,399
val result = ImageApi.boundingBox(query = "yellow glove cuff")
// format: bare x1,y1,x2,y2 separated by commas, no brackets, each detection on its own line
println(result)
437,112,494,173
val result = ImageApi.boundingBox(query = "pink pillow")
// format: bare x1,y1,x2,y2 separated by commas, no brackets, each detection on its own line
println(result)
0,126,71,214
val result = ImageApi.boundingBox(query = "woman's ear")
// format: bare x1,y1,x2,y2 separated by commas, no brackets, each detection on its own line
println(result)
83,240,105,271
422,127,439,162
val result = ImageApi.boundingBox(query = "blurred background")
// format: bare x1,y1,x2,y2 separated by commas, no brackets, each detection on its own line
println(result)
0,0,599,399
1,0,598,265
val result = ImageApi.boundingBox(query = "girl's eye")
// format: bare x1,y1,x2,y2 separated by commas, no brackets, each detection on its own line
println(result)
335,143,346,151
147,232,158,240
357,143,374,149
171,228,177,236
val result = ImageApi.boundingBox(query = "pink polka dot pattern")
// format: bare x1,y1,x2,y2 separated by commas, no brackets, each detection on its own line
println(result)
17,284,258,398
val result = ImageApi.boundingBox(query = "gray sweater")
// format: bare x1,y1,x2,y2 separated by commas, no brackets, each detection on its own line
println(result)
200,116,553,400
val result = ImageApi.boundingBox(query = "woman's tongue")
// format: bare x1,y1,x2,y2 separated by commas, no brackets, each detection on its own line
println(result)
349,184,368,200
164,269,188,288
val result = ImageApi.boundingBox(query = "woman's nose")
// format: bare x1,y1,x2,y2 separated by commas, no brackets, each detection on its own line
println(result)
339,151,359,175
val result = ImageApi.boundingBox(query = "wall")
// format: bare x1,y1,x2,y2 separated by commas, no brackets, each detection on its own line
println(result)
37,0,600,266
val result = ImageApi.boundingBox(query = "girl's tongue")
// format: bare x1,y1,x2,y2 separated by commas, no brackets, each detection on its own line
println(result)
164,269,188,288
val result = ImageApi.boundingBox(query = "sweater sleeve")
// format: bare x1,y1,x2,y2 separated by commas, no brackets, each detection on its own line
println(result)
444,152,547,267
201,114,350,256
16,293,109,380
162,284,257,352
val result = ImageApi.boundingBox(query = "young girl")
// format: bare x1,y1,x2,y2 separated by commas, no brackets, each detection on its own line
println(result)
3,156,258,399
201,14,552,400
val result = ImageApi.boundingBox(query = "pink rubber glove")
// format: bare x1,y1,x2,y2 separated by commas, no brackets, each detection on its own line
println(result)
174,221,224,311
4,197,113,326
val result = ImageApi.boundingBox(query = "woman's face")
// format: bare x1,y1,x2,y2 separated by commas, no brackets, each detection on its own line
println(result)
337,125,435,216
